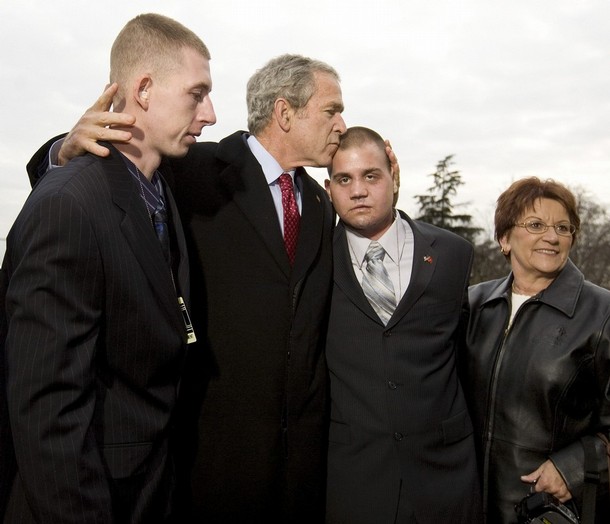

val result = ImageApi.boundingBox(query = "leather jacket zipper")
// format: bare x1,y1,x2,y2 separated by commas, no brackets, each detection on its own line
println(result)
481,295,538,512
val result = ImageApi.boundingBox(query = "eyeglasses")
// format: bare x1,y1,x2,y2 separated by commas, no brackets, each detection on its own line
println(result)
515,220,576,237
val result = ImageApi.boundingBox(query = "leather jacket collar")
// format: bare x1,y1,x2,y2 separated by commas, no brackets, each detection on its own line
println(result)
476,258,584,319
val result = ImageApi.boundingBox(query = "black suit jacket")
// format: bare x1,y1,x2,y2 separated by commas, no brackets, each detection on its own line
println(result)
325,213,482,524
169,131,335,522
2,145,190,522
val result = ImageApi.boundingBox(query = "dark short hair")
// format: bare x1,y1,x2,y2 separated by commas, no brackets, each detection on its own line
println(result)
495,176,580,244
329,126,398,205
335,126,390,170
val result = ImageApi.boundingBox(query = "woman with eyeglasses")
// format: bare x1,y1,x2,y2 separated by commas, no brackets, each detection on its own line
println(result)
461,177,610,523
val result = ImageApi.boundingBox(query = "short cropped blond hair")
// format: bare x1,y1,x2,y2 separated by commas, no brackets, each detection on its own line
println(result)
110,13,210,89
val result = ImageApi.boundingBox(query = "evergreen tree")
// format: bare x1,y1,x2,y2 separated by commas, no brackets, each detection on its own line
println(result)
471,238,508,285
414,155,482,244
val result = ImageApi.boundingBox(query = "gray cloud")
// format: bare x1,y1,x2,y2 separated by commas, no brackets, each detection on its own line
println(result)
1,0,608,257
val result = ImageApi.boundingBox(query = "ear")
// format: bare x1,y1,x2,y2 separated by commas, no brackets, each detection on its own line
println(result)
324,179,332,202
134,76,153,109
274,98,293,132
391,168,399,194
499,234,510,256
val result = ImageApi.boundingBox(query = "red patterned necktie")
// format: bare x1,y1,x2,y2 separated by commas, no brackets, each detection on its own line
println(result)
278,173,300,265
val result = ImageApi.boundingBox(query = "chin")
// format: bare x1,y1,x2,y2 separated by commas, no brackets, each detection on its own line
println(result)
176,143,192,156
165,148,189,159
318,152,334,167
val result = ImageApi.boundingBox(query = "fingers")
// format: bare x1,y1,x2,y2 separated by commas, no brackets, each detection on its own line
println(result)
87,108,135,129
57,83,135,165
59,141,110,164
91,82,118,112
520,460,572,503
520,464,543,484
58,126,132,165
85,84,135,128
384,139,400,184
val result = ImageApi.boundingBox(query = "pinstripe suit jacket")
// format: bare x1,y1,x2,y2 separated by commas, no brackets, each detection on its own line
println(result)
1,146,190,523
325,212,482,524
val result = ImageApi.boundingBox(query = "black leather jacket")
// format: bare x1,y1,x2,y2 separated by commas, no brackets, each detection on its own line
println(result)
462,260,610,523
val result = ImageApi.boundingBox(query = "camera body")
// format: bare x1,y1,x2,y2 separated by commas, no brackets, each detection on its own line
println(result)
515,491,579,524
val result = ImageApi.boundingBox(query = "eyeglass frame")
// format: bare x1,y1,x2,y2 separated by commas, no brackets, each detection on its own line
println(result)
514,220,577,237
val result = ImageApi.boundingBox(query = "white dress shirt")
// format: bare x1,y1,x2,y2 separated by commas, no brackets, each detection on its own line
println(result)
247,135,302,235
345,211,415,303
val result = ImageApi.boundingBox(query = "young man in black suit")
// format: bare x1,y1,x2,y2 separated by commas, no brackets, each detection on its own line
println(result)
324,127,482,523
1,14,215,522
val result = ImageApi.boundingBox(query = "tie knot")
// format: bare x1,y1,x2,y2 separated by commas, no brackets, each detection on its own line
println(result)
365,241,385,263
152,201,167,224
278,172,293,190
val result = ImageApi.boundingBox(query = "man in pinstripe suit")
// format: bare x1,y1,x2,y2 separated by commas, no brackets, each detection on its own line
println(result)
0,14,215,523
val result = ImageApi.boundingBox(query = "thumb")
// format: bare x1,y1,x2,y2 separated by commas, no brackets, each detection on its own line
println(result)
520,467,542,484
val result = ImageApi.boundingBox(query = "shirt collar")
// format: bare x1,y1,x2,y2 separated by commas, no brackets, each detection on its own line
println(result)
247,135,296,183
345,210,404,266
120,153,164,214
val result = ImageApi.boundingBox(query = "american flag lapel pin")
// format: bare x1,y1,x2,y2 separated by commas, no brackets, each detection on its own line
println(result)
423,255,433,264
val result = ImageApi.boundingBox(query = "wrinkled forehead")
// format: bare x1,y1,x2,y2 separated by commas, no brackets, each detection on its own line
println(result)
331,143,391,175
309,72,344,107
519,197,568,219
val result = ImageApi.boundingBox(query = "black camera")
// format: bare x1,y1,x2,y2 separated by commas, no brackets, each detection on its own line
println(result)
515,491,579,524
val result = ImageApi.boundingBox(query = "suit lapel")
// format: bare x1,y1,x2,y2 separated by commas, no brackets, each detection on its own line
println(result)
105,148,183,334
216,132,297,277
387,213,437,327
291,169,325,283
235,154,292,274
333,222,381,324
334,213,440,327
160,172,190,307
157,158,188,302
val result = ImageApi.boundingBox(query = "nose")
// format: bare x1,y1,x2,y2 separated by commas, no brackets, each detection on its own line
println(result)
199,95,217,127
541,225,560,242
350,178,367,199
335,113,347,135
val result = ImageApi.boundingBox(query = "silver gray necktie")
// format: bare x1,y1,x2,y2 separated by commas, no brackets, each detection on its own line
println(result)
362,241,396,325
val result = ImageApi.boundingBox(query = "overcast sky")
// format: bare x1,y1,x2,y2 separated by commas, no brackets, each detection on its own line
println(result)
1,0,609,253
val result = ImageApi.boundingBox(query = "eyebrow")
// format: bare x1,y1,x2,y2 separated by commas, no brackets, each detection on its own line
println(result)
331,167,382,179
190,81,212,92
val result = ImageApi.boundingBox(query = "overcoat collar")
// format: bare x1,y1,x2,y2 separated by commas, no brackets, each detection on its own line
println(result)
215,131,325,282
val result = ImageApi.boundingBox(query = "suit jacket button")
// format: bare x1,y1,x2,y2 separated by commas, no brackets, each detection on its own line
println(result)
383,331,392,337
393,432,404,441
388,381,397,390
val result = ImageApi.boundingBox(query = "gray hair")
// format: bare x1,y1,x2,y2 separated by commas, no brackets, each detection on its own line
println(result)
246,54,340,135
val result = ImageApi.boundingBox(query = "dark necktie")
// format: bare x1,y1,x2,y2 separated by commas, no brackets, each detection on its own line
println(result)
361,241,396,325
278,173,300,265
152,200,171,265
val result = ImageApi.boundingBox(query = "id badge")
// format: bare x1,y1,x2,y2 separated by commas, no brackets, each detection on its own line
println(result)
178,296,197,344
